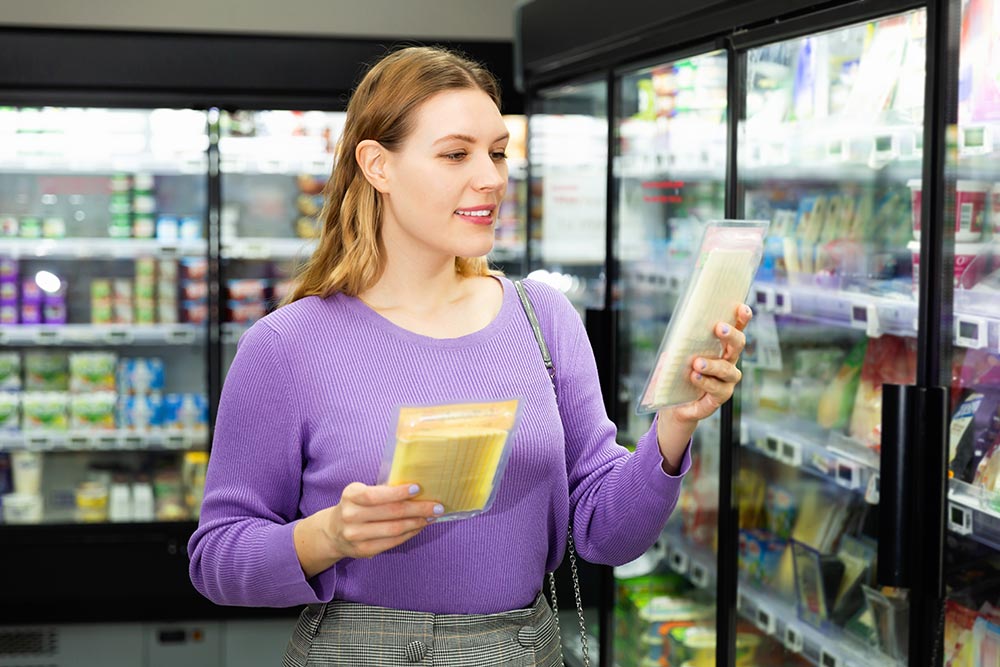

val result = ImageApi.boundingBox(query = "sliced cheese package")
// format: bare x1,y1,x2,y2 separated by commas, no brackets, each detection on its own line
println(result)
637,220,769,413
378,398,522,521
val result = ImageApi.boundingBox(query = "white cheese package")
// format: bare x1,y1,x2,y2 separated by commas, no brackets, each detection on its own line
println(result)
637,220,769,414
377,398,522,522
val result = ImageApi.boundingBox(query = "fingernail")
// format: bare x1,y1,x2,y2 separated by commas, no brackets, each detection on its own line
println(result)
721,324,731,334
699,359,707,370
743,305,752,316
426,517,437,523
433,504,444,515
696,373,703,381
409,484,420,495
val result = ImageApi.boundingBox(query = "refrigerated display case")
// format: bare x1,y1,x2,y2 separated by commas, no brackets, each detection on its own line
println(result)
611,51,733,667
527,79,609,312
941,0,1000,664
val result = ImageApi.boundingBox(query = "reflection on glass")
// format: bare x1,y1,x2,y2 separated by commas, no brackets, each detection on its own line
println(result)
0,107,210,525
611,52,729,667
943,0,1000,664
528,81,608,312
738,11,925,666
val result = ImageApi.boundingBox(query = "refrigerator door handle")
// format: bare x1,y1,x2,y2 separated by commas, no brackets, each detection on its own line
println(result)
877,382,915,588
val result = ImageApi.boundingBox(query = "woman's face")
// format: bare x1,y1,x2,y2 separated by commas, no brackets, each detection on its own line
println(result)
378,88,509,262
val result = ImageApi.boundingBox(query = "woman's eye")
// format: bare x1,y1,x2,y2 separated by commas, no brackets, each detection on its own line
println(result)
443,152,467,161
491,151,508,161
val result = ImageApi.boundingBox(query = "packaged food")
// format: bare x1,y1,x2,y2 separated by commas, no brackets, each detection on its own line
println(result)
21,392,70,431
638,220,768,412
849,335,918,450
0,393,19,431
0,353,21,390
24,353,68,391
75,481,109,522
117,358,165,394
955,180,989,241
907,178,922,239
69,392,117,430
118,393,163,431
69,352,117,392
378,399,522,521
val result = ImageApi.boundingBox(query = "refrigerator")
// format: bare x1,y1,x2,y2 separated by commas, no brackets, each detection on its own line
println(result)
520,0,1000,665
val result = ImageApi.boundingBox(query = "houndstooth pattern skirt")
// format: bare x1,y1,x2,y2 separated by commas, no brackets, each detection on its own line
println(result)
281,592,563,667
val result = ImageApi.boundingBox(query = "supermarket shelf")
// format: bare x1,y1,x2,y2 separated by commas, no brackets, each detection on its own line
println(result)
751,280,918,338
220,153,334,176
0,237,205,260
947,479,1000,551
743,412,880,503
0,324,204,347
0,429,207,452
222,237,317,260
736,584,902,667
659,523,897,667
0,154,207,175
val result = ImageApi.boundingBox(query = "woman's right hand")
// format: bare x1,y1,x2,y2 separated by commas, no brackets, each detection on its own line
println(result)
294,482,443,578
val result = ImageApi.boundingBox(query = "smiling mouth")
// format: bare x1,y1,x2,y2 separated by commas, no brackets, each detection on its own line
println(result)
454,208,494,217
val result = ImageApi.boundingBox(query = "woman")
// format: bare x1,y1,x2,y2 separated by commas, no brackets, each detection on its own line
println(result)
188,46,750,666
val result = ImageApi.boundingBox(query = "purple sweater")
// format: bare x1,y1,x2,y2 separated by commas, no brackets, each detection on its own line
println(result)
188,276,690,613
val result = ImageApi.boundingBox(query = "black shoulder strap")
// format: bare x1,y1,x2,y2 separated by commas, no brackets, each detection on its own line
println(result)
514,280,556,387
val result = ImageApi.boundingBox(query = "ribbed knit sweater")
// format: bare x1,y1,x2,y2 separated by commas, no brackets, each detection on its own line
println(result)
188,276,690,613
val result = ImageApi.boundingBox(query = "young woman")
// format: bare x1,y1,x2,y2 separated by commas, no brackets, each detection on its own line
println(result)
188,46,750,666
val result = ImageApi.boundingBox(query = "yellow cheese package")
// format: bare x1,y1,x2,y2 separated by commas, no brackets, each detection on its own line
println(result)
637,220,768,413
378,398,522,521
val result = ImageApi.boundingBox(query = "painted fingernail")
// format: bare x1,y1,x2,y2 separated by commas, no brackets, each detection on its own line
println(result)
409,484,420,495
699,359,707,370
433,504,445,515
696,373,703,381
721,324,731,334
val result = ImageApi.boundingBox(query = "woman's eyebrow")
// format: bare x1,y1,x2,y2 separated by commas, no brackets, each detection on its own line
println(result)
433,132,510,145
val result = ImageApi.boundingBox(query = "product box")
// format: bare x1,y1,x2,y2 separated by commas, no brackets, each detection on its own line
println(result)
161,393,208,432
0,393,19,431
0,353,21,390
0,258,17,280
20,279,42,304
42,298,66,325
69,352,117,393
0,301,18,325
179,257,207,281
20,301,41,325
0,280,16,302
117,393,164,431
117,358,165,394
70,392,117,430
21,392,70,431
24,352,68,391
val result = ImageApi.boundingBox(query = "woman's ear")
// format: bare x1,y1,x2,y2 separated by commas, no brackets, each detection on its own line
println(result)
356,140,390,193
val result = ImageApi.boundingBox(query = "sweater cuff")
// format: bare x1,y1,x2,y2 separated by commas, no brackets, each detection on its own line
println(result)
633,414,692,498
264,520,336,604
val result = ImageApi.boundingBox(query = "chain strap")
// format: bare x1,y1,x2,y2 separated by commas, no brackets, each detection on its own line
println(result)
515,280,590,667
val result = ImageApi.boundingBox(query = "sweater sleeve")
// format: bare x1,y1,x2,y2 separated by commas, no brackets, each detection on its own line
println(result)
187,322,332,607
535,285,692,566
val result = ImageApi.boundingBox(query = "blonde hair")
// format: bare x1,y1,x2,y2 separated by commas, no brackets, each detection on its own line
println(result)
284,46,504,304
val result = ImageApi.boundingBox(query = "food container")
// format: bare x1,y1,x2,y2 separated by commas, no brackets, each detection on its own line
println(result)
955,180,989,241
907,179,922,240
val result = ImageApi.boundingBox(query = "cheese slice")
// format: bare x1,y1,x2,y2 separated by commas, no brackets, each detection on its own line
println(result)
387,427,509,512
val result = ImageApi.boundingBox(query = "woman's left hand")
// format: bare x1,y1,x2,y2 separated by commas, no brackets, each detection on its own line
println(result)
664,303,753,425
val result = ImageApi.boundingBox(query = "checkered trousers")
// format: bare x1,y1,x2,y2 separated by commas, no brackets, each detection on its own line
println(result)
282,592,562,666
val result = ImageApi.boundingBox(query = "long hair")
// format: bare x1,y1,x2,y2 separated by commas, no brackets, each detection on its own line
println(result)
283,46,503,304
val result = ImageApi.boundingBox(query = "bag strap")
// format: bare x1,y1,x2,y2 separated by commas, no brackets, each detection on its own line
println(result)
514,279,590,667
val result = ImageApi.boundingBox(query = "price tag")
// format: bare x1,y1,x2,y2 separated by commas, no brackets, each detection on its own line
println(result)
158,244,179,258
123,435,144,448
948,502,973,535
865,474,880,505
69,434,91,448
849,302,881,337
739,421,749,446
166,433,187,449
168,328,196,345
954,316,988,349
97,435,119,449
690,562,709,588
103,329,135,345
753,286,775,311
820,649,840,667
240,242,270,259
779,440,802,467
784,626,803,652
827,139,849,161
763,436,781,458
773,288,792,315
181,157,205,173
27,435,51,451
257,158,286,174
959,125,992,156
33,328,64,345
755,606,776,634
873,134,897,159
668,547,689,575
308,157,331,174
834,458,863,490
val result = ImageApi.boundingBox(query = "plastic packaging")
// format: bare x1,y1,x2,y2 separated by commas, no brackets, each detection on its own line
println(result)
637,220,768,413
378,399,522,521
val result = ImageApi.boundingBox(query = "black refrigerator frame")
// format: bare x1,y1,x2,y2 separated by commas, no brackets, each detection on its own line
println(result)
0,26,522,625
517,0,955,665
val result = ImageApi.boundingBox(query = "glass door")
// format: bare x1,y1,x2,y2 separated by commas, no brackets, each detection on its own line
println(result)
527,79,608,313
736,10,926,666
610,50,733,667
941,0,1000,663
0,106,211,526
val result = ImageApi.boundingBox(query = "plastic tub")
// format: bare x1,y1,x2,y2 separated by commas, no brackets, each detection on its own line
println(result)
955,180,989,241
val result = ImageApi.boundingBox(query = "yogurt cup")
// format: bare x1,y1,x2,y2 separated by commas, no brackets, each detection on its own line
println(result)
955,242,990,289
955,180,989,241
2,492,43,523
908,179,922,240
11,450,42,494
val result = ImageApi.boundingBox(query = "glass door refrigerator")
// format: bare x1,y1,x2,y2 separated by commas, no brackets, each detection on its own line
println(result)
940,0,1000,664
610,50,735,667
733,8,927,666
0,106,212,618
